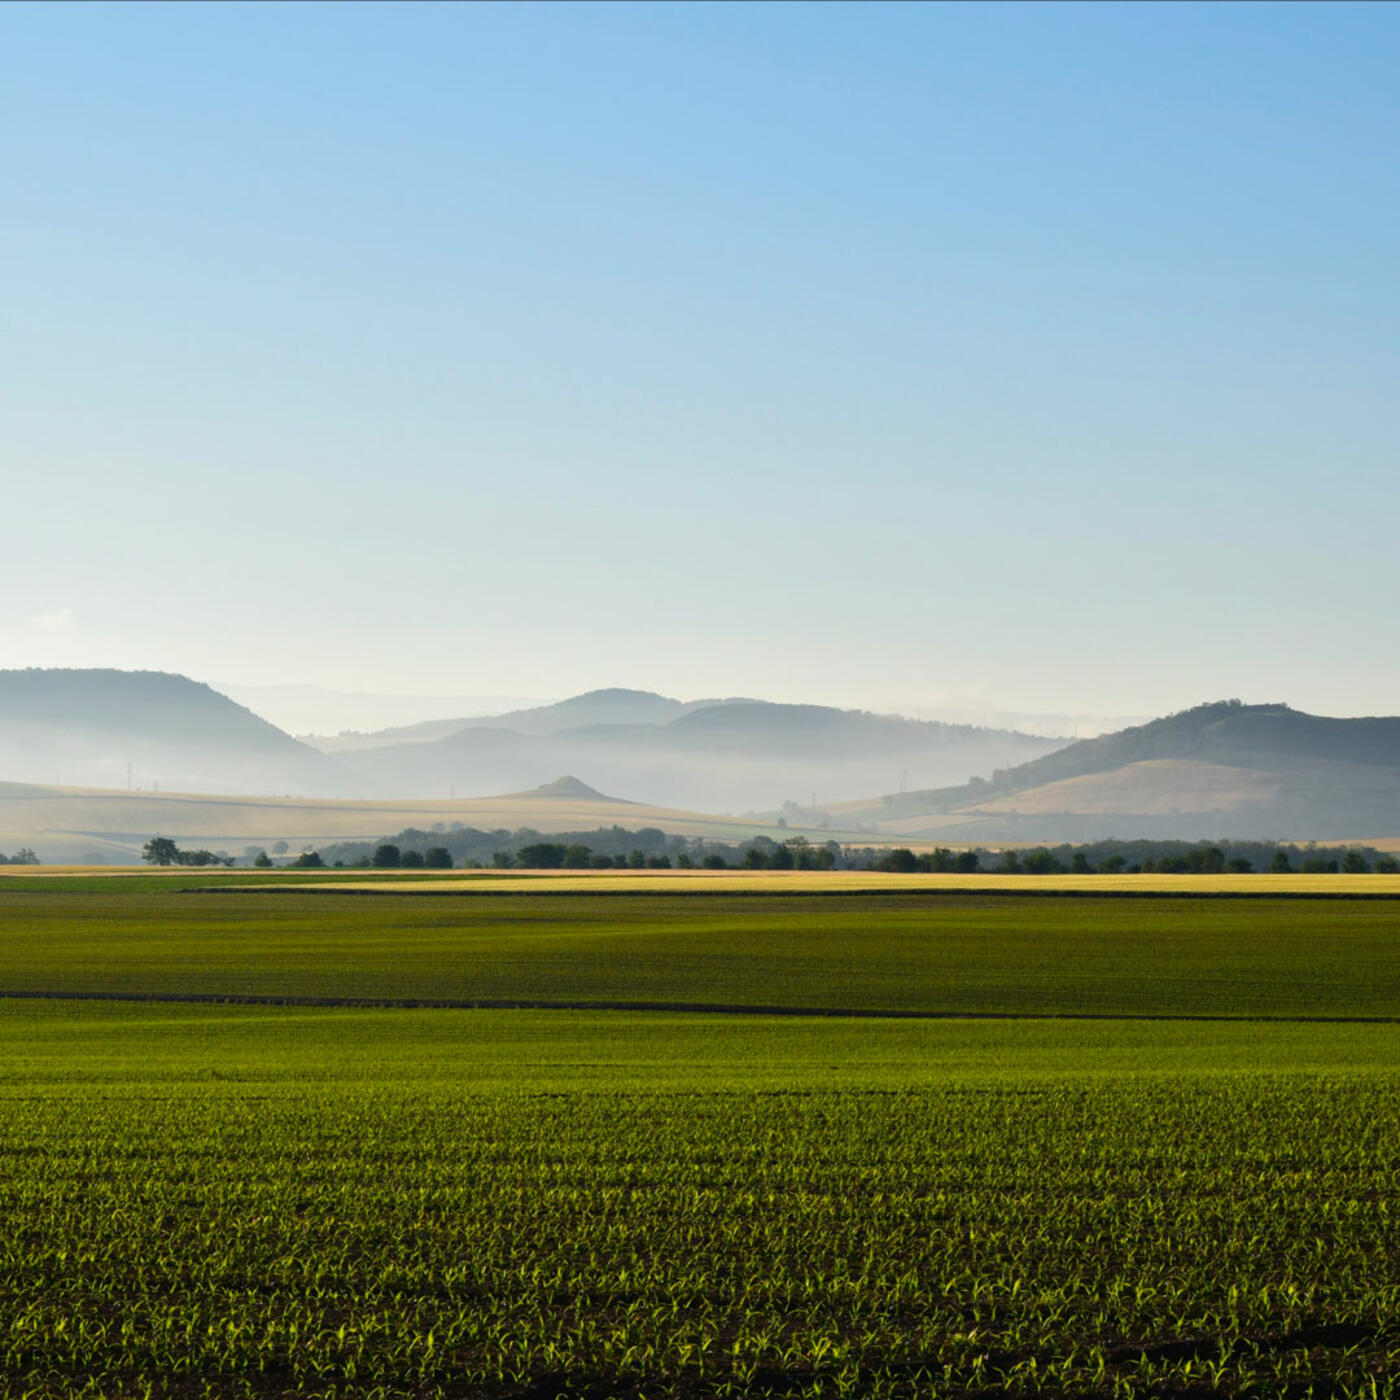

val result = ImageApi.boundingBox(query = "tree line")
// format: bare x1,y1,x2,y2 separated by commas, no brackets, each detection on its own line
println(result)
871,841,1399,875
159,825,1400,876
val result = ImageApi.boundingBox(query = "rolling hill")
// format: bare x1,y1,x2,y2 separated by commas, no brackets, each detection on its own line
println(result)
332,695,1067,811
831,701,1400,841
0,669,356,798
0,671,1064,814
307,688,746,750
0,776,872,865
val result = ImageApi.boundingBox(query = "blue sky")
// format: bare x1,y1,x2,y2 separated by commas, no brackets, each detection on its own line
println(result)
3,2,1397,723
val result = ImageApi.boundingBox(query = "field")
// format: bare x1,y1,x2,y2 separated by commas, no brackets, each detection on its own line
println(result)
2,875,1399,1397
0,782,865,865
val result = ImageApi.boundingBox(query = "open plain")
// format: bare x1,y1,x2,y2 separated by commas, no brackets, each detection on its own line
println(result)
1,872,1399,1397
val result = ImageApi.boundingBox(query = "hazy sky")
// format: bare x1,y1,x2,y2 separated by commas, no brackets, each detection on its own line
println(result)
4,2,1398,723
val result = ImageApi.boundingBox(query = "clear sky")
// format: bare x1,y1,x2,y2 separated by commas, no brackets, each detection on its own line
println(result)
4,1,1397,724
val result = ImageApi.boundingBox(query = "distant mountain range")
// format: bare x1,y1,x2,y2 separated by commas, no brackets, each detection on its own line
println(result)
834,700,1400,841
308,687,1066,811
5,676,1396,842
307,689,749,750
0,673,1063,813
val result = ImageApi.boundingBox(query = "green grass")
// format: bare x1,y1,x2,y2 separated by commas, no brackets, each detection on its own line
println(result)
3,886,1400,1017
1,1003,1399,1397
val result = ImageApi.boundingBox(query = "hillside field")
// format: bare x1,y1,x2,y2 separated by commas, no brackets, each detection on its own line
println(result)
2,876,1400,1397
0,782,868,865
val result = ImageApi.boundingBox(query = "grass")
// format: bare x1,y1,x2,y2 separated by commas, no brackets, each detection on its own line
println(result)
3,884,1400,1018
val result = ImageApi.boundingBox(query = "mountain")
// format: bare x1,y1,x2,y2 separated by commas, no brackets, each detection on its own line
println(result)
836,701,1400,841
0,670,1066,815
306,688,749,751
336,696,1066,811
0,669,357,797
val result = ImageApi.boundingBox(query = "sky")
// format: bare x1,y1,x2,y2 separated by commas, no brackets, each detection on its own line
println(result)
3,1,1398,728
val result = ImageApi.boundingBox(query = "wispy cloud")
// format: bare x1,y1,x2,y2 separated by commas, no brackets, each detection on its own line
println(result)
27,607,73,633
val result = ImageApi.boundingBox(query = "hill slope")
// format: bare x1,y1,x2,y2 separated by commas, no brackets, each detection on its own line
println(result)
0,778,865,865
308,688,751,750
837,701,1400,840
0,669,356,797
338,697,1066,811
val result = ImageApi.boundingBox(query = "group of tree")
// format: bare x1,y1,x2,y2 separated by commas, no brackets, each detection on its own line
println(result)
873,847,982,874
242,823,1400,878
0,848,39,865
310,823,843,872
140,837,234,867
872,840,1398,876
353,834,844,872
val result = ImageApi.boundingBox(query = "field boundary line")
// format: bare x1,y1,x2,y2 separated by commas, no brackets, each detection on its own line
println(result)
1,989,1398,1024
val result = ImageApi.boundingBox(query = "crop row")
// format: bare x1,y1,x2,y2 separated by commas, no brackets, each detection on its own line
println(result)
2,1078,1399,1397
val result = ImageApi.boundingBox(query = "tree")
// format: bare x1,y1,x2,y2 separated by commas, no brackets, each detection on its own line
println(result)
424,847,453,869
877,848,919,874
142,837,179,866
702,854,728,870
953,851,980,874
1098,855,1126,874
1023,848,1062,875
1342,850,1371,874
290,851,324,868
1185,847,1226,874
517,843,566,869
1270,851,1293,874
400,850,426,869
1227,857,1253,874
998,849,1022,875
372,844,401,869
1375,856,1399,874
253,851,273,868
1070,852,1092,874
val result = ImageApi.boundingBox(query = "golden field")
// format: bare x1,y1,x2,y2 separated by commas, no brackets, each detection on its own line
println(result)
178,868,1400,896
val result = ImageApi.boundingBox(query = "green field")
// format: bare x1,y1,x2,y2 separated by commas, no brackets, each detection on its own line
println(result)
2,880,1400,1397
3,882,1400,1018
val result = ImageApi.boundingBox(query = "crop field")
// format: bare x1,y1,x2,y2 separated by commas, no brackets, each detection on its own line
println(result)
1,877,1399,1397
3,880,1400,1017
